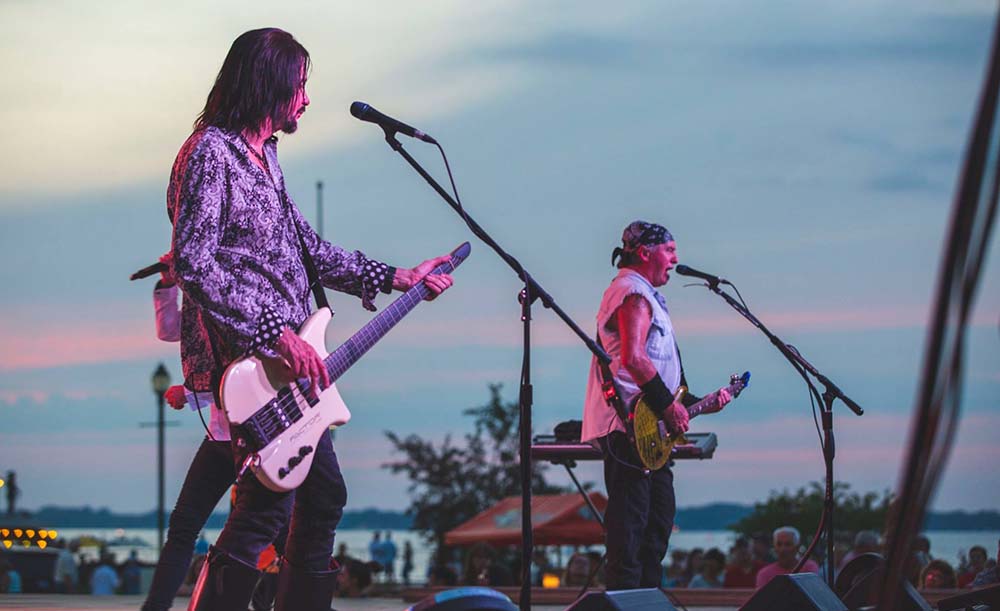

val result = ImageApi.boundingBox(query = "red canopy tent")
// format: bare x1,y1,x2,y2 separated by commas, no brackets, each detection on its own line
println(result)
444,492,607,547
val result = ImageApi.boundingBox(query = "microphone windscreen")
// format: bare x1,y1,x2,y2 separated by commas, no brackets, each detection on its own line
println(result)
350,101,369,119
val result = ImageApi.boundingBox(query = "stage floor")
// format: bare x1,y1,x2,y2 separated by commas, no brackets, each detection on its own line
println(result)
0,594,739,610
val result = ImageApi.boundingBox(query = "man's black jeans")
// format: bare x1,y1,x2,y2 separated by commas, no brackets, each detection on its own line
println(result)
600,431,676,590
142,439,235,611
216,430,346,572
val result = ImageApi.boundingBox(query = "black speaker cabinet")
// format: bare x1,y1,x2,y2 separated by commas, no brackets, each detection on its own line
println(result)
938,582,1000,611
405,587,518,611
565,588,678,610
836,553,932,611
741,573,847,611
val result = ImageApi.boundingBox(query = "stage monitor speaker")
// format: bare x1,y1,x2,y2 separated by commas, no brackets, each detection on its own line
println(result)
740,573,847,611
564,588,678,610
938,583,1000,611
836,553,932,611
405,587,518,611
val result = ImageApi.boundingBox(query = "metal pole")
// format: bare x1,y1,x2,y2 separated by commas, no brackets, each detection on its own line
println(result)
316,180,324,238
157,392,165,552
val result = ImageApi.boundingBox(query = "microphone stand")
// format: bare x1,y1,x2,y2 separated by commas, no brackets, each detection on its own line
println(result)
698,278,863,588
379,131,610,611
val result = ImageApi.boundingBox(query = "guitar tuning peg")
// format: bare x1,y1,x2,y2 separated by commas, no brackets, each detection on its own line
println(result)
730,373,740,385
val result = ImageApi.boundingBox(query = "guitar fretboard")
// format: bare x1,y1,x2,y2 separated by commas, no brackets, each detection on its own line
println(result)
686,377,747,419
322,256,462,382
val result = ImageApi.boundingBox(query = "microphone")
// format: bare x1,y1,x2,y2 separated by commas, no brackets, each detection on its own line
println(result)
130,261,167,281
674,264,726,285
350,102,437,144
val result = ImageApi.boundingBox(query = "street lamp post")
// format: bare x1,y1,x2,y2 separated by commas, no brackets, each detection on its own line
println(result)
150,363,171,552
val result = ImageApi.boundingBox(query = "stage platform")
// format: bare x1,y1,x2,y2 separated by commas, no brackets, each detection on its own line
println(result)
0,587,958,610
0,593,737,610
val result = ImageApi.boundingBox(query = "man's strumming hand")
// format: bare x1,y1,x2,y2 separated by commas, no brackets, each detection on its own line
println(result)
271,327,330,394
663,401,690,435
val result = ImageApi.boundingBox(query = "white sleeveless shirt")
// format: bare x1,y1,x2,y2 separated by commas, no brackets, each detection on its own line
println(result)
582,269,682,443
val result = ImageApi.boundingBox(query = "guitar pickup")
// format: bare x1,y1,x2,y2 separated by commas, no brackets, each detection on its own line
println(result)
657,420,668,440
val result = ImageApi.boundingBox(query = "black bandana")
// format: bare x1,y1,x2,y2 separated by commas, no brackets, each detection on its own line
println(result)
612,220,673,266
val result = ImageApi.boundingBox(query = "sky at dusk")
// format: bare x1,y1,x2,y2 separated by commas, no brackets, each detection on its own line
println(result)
1,1,998,517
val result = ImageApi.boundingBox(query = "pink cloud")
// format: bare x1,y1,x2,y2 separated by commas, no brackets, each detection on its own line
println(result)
0,296,993,370
368,303,998,348
0,300,173,371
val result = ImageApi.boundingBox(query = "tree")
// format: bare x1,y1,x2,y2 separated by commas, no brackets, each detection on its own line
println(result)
383,384,563,551
729,481,892,542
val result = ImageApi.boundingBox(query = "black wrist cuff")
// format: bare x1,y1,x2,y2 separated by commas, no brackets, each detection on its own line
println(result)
381,266,396,294
640,374,673,417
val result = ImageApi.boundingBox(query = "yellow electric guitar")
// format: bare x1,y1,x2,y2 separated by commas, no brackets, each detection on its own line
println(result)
631,371,750,470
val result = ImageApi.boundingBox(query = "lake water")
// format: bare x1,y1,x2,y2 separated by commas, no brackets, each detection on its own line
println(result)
50,527,1000,582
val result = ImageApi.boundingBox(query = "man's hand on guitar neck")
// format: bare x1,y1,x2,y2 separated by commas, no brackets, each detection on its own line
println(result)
699,387,733,415
393,254,454,300
269,327,331,396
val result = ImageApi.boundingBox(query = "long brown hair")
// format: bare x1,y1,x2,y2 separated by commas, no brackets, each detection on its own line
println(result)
195,28,310,134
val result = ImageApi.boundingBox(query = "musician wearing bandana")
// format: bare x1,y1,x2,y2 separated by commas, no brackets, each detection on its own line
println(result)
582,220,732,590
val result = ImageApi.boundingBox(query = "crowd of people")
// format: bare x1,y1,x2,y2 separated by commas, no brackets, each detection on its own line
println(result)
1,530,997,596
660,530,1000,591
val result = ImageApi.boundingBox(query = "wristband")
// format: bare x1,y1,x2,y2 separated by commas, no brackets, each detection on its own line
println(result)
639,374,673,418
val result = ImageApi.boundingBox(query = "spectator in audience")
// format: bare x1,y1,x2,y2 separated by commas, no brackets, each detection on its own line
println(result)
723,537,761,588
383,532,398,582
52,539,78,593
0,557,22,593
663,549,687,587
122,550,142,595
530,548,552,587
689,548,726,588
958,545,988,588
90,552,120,595
368,531,384,573
839,530,881,572
336,559,374,598
194,533,209,556
921,559,957,590
334,542,355,569
752,533,776,564
428,564,458,587
402,541,415,585
682,547,704,587
972,539,999,587
563,552,593,587
755,526,820,589
462,542,513,587
913,534,932,568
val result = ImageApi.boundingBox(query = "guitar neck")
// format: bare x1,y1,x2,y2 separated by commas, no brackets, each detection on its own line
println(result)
322,250,466,382
686,381,738,419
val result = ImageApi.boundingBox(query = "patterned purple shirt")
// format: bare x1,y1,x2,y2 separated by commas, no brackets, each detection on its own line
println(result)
168,127,393,391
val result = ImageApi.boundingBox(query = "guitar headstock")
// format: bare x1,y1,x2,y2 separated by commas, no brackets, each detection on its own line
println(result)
729,371,751,398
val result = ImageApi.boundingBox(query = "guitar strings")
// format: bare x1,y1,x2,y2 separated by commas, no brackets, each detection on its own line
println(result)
246,261,453,445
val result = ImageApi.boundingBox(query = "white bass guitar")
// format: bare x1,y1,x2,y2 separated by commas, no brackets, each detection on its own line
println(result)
221,242,471,492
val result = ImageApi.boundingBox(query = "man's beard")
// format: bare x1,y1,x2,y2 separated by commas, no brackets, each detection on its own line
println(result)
280,107,303,134
280,115,299,134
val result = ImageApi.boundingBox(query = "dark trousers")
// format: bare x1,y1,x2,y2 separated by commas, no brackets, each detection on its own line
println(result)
215,431,346,572
599,431,676,590
142,439,235,611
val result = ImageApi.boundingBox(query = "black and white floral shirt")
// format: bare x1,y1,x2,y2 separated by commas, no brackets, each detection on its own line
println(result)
168,127,393,391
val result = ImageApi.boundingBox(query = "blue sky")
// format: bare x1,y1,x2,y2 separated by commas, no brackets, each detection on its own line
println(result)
1,1,998,515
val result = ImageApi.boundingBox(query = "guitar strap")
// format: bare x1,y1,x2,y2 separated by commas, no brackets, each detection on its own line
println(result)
247,136,330,313
595,330,635,443
277,186,330,312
